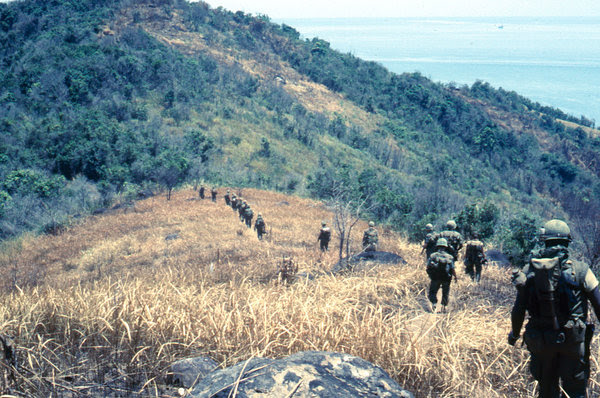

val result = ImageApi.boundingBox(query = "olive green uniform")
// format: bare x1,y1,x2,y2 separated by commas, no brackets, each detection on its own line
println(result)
464,239,486,282
254,215,266,239
362,227,378,252
511,245,600,398
427,249,456,307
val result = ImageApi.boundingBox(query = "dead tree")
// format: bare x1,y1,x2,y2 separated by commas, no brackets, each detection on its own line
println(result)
328,185,370,264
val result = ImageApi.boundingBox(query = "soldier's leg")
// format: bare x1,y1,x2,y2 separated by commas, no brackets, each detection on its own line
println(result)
428,279,441,305
440,280,451,307
475,262,482,282
465,261,474,280
558,342,587,398
532,350,560,398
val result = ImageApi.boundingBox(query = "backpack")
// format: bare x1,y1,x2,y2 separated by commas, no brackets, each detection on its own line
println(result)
465,240,484,264
319,227,331,241
524,251,589,342
427,251,454,280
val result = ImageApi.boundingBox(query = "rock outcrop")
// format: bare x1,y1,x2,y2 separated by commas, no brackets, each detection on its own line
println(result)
331,251,406,274
187,351,413,397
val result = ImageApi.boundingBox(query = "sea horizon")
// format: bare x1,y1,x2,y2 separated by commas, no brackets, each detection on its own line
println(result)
278,16,600,124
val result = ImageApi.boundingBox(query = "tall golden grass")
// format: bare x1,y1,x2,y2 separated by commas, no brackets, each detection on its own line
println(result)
0,188,597,396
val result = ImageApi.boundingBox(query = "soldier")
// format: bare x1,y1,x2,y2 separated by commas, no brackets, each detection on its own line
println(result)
437,220,464,261
231,194,238,211
224,190,231,206
254,213,266,240
199,185,205,199
317,221,331,252
421,223,437,259
509,219,600,398
464,233,487,282
426,238,458,312
210,187,217,202
279,256,298,285
362,221,379,252
238,200,247,221
244,204,254,228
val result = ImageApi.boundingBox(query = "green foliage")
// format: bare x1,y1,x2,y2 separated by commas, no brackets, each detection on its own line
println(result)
455,202,499,240
500,213,540,268
2,169,65,198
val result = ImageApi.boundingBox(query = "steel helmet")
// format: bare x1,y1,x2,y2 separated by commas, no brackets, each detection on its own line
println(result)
368,221,375,227
436,238,449,248
446,220,457,230
425,223,434,231
322,221,327,226
542,219,571,242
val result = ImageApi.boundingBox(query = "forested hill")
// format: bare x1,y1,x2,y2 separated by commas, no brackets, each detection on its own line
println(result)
1,0,599,252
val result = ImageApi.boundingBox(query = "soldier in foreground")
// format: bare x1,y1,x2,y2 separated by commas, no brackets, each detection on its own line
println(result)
509,219,600,398
464,233,487,282
210,187,217,202
254,213,266,240
199,185,205,199
438,220,464,261
317,221,331,252
421,223,437,259
426,238,458,312
224,190,231,206
362,221,379,252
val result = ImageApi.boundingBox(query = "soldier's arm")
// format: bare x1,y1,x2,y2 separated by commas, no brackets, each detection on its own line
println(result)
583,268,600,320
509,272,528,344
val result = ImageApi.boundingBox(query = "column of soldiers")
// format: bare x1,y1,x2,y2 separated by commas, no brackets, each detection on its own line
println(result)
217,189,266,240
199,186,600,397
423,220,487,312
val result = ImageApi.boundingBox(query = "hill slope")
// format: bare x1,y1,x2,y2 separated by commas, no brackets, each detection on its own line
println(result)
0,187,577,397
0,0,599,251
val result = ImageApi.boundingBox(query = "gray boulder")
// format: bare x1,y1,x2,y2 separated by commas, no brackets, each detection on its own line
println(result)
331,251,406,274
190,351,413,397
485,249,510,267
169,357,219,388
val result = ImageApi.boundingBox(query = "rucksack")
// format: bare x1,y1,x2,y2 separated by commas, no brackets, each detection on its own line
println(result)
427,252,454,279
465,240,484,263
525,252,589,340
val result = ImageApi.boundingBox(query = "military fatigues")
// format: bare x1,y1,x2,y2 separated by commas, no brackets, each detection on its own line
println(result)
254,216,266,240
230,195,238,211
279,257,298,285
362,227,379,252
423,232,437,259
318,226,331,251
427,248,456,308
437,230,464,260
224,192,231,206
511,245,600,398
238,201,246,221
244,206,254,228
199,186,205,199
210,188,217,202
464,239,486,282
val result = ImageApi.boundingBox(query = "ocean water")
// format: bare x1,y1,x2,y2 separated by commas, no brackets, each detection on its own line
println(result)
278,17,600,124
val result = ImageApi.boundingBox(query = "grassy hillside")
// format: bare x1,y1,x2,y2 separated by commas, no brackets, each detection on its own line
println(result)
0,0,599,247
0,187,573,397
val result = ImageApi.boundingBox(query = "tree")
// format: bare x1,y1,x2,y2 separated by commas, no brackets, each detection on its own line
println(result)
155,150,189,200
328,183,370,263
456,201,499,240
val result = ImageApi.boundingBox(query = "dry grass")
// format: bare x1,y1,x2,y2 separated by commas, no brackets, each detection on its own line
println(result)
0,188,598,397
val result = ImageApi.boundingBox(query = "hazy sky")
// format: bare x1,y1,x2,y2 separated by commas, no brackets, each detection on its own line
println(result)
202,0,600,18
